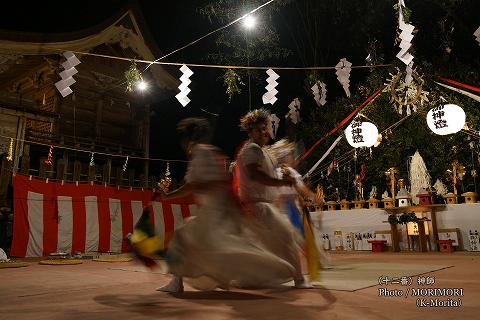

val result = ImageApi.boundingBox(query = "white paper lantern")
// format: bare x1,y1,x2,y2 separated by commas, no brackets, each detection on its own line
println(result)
426,104,465,135
345,121,379,148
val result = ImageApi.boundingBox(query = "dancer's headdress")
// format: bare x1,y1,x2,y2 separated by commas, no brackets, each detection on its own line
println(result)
239,108,270,132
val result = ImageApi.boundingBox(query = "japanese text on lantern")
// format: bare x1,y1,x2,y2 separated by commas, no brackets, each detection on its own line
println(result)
352,122,364,143
432,106,448,130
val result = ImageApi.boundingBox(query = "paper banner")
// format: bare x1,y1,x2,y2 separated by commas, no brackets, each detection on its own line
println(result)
396,1,415,66
268,113,280,139
89,152,95,167
55,51,80,97
122,156,129,172
335,58,352,97
285,98,301,124
44,145,54,166
262,69,279,105
311,81,327,106
175,65,193,107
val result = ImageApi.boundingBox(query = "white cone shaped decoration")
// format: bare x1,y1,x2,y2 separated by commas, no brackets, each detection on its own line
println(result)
345,121,379,148
426,104,465,135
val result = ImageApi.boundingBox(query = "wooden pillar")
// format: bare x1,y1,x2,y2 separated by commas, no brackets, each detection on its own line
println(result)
102,159,111,184
20,144,30,174
56,159,66,181
73,160,82,182
417,221,429,252
39,157,47,178
143,160,149,188
115,167,123,186
13,116,26,173
390,223,400,252
128,168,135,187
56,151,68,181
88,164,96,183
430,210,439,251
95,97,103,139
0,157,12,207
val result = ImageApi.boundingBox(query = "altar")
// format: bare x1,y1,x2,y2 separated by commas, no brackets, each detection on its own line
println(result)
310,203,480,252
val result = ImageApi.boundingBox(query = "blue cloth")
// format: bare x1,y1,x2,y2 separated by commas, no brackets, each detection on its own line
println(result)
286,200,304,235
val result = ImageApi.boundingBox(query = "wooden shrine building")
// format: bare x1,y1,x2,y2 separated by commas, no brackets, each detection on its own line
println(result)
0,4,178,211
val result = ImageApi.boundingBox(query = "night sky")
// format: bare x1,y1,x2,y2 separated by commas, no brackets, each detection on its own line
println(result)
1,0,479,180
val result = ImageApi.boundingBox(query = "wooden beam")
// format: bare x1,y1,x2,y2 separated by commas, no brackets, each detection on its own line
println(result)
20,144,30,174
102,159,111,184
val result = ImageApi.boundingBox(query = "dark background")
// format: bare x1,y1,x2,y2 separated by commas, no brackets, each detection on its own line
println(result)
1,0,479,182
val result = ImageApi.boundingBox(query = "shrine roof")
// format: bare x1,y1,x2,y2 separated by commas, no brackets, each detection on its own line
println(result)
0,2,178,92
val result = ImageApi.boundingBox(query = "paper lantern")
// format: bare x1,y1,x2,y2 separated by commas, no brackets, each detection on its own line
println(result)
407,221,429,236
426,104,465,135
345,121,379,148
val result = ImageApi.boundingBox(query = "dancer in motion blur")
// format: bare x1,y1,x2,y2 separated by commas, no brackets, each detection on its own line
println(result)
269,139,331,275
235,109,313,289
156,117,295,293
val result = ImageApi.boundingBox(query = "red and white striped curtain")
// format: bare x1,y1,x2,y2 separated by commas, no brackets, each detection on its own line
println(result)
10,174,196,257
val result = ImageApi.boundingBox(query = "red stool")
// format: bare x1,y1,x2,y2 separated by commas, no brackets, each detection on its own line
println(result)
368,240,387,252
438,240,455,253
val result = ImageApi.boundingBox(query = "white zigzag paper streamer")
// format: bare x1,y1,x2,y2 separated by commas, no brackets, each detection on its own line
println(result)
311,81,327,106
122,156,129,172
474,26,480,46
89,152,95,167
268,113,280,139
405,61,414,85
285,98,301,124
175,65,193,107
262,69,279,105
396,1,415,66
55,51,80,97
335,58,352,97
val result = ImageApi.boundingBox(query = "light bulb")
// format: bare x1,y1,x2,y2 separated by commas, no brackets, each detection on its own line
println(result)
137,81,148,91
243,15,256,29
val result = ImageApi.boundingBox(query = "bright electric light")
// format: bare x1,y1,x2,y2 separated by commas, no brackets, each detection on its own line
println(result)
137,81,148,91
243,15,256,29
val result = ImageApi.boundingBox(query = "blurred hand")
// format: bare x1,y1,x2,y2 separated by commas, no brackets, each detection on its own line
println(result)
281,174,295,186
280,164,291,177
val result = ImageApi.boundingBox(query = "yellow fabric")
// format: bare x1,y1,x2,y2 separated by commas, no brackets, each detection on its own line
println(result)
303,214,320,281
130,230,149,243
130,230,164,257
